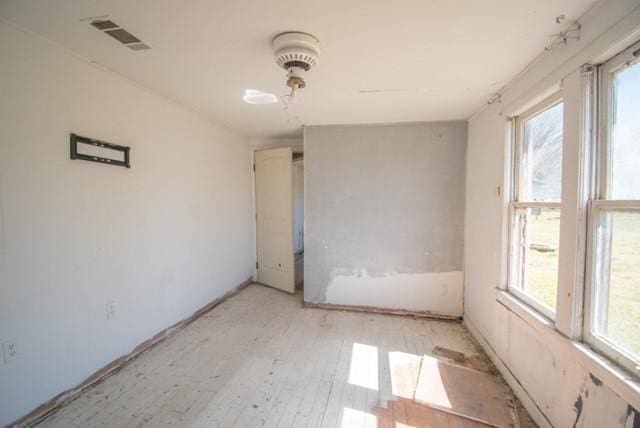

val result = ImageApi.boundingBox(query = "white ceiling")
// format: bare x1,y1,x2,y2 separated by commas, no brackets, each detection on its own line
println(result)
0,0,595,138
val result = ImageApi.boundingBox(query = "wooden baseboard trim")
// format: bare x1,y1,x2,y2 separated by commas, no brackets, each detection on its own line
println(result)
303,301,461,321
8,277,253,428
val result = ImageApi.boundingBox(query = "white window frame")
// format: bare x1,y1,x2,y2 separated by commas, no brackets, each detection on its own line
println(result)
584,40,640,377
508,92,564,321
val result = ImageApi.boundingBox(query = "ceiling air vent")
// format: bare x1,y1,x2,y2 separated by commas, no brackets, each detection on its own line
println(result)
90,20,118,30
126,43,151,51
104,28,140,44
91,19,150,51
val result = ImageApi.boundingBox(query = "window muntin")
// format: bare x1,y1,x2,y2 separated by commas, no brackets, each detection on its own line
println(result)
509,95,564,319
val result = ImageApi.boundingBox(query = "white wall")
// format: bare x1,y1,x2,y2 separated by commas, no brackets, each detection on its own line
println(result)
464,1,640,426
304,122,467,316
0,21,254,425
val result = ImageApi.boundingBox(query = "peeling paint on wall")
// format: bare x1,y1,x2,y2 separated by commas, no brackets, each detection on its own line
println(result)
573,394,584,428
589,373,603,387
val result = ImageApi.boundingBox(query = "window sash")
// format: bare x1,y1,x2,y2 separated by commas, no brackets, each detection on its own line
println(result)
508,202,560,320
513,92,564,203
584,39,640,377
584,201,640,376
508,93,564,319
597,41,640,200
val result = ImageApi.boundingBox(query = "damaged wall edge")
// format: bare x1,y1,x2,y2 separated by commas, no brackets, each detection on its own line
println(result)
464,315,555,428
496,288,640,413
466,302,640,428
6,277,253,428
304,300,462,321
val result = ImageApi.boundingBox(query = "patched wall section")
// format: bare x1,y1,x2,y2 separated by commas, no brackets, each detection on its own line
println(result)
304,122,467,316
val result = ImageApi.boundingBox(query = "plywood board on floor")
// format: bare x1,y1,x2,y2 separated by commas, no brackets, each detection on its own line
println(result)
414,355,515,427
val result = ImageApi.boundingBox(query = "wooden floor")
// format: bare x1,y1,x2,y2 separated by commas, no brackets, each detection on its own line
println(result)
37,284,533,428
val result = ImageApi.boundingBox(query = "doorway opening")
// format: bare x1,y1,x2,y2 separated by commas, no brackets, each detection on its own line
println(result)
293,153,304,290
253,147,303,294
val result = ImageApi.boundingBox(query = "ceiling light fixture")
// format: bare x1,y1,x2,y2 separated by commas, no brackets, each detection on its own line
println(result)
243,89,278,105
272,31,320,103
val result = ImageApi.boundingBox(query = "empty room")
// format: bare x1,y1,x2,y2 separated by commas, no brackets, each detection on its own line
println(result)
1,0,639,427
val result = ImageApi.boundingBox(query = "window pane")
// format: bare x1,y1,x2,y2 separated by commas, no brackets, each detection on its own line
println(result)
522,102,564,202
593,210,640,360
611,61,640,199
511,207,560,313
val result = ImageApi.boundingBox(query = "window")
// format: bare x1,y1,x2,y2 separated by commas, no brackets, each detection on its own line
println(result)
586,41,640,376
509,94,564,319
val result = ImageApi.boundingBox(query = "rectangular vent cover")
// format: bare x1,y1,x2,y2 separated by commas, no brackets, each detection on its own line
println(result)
104,28,141,44
91,20,118,30
127,43,151,51
91,19,150,50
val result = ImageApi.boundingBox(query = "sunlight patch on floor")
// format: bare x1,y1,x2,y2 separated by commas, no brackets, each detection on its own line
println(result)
388,351,422,400
348,343,379,391
341,407,378,428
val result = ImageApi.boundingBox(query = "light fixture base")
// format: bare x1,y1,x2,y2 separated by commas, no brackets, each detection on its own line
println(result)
272,31,320,100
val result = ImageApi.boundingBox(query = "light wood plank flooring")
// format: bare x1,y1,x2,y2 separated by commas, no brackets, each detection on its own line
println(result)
37,284,533,428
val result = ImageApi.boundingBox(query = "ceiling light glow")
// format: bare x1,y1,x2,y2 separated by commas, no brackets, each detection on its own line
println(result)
243,89,278,105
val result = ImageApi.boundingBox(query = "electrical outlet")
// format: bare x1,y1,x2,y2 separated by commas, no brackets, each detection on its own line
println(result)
106,301,116,320
2,341,17,364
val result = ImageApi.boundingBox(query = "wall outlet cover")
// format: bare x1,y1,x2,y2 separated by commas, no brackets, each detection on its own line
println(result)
106,301,116,320
2,341,17,364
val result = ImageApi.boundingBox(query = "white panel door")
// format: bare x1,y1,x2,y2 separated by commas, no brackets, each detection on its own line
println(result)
255,148,294,293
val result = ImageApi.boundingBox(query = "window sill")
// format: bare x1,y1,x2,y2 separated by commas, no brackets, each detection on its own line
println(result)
495,289,640,412
495,289,555,335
